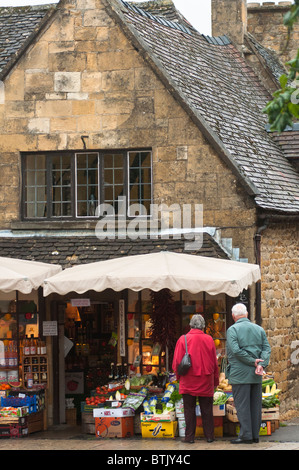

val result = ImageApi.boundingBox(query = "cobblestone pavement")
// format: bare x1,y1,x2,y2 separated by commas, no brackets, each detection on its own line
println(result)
0,419,298,452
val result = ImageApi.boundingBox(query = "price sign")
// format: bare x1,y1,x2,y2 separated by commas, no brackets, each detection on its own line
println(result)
43,321,58,336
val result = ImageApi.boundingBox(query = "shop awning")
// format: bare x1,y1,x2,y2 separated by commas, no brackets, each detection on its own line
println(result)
43,251,261,297
0,256,62,294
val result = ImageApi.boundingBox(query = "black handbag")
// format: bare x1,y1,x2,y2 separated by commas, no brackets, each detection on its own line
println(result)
177,335,192,375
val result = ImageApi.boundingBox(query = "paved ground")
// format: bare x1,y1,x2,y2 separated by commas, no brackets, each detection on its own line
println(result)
0,417,298,452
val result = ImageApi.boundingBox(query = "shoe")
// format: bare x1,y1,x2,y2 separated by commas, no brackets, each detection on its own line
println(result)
183,439,194,443
207,438,214,443
230,438,253,444
253,438,259,443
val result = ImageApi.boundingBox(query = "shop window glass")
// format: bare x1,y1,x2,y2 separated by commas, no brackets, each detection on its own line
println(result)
204,293,226,356
0,298,39,384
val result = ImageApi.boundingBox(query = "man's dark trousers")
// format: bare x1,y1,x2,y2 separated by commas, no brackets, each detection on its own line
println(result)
232,383,262,440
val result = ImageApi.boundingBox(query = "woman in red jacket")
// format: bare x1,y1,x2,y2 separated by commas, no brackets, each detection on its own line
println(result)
172,314,219,443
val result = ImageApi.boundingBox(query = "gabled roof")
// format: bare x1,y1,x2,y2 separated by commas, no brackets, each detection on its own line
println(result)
0,0,298,216
245,32,287,87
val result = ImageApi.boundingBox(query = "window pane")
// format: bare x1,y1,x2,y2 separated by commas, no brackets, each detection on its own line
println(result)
76,153,99,217
103,153,124,214
51,154,71,217
128,151,152,216
24,154,47,218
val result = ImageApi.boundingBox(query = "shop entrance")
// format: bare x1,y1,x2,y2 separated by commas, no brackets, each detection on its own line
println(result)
51,291,120,425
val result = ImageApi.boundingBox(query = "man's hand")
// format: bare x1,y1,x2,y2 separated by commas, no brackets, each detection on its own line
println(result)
255,359,264,375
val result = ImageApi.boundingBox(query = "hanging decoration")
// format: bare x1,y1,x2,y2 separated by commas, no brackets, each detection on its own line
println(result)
149,289,178,373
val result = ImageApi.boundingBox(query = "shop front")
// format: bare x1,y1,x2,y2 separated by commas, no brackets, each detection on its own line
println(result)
0,252,264,438
0,257,60,437
43,251,261,429
50,288,232,424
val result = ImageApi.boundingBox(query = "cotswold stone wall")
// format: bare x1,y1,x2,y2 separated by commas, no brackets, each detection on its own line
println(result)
261,222,299,413
247,2,299,64
0,0,256,261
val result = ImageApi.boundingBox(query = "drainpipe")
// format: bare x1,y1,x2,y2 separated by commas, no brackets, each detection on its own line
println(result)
254,220,268,325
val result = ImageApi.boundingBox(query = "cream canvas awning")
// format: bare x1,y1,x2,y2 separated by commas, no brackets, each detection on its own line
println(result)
0,256,62,294
43,251,261,297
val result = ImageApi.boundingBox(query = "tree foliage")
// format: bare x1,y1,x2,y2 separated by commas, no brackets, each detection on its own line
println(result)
263,0,299,133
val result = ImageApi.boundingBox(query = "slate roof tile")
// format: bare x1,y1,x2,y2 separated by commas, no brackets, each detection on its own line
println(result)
0,4,54,78
0,233,228,268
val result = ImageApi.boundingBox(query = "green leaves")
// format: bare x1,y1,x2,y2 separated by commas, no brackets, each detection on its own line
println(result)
283,0,299,31
263,3,299,133
263,81,298,134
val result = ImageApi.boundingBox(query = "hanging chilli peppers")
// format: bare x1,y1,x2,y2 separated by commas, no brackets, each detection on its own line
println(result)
149,289,178,370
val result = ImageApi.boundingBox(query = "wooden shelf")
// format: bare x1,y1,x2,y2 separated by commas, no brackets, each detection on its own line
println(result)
22,355,48,388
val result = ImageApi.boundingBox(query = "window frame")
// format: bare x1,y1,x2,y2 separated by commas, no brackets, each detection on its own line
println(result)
75,152,100,219
127,150,153,218
21,149,152,221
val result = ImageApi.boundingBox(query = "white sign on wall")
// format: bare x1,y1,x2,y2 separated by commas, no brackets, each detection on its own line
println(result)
43,321,58,336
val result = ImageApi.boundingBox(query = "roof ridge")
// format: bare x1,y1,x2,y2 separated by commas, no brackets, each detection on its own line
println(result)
122,0,192,35
0,4,54,13
122,0,231,44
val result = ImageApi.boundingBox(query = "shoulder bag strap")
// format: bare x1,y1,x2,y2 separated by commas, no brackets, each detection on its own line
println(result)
184,335,188,353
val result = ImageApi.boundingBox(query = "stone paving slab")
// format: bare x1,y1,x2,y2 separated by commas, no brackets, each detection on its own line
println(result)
0,421,298,452
0,435,298,451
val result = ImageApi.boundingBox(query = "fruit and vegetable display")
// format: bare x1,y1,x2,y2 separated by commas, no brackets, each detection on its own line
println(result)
0,381,21,391
84,373,165,407
262,378,281,408
213,391,230,405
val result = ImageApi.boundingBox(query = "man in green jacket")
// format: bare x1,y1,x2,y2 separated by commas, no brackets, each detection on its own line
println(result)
226,303,271,444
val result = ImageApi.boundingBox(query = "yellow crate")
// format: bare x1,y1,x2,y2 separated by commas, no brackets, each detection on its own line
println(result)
141,420,177,438
178,417,223,438
236,421,272,436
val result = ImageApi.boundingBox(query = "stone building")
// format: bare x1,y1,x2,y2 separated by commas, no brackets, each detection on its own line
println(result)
247,1,299,64
0,0,298,421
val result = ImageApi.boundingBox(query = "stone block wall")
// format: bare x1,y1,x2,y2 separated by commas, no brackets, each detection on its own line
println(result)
247,2,299,64
260,221,299,412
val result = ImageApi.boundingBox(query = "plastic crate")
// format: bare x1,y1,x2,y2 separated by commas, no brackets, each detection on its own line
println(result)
0,423,28,438
1,395,37,414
